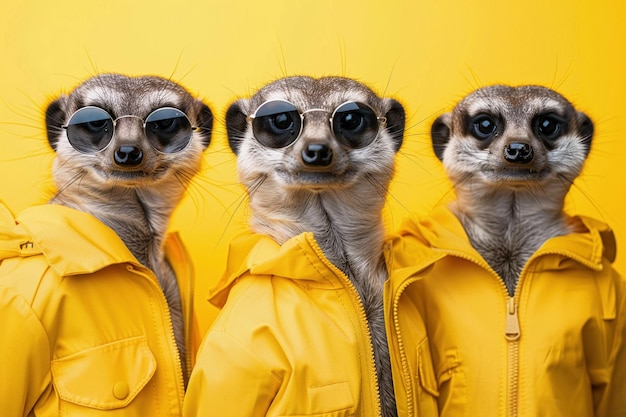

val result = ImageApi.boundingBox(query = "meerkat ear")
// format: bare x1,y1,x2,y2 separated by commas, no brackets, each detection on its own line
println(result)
45,97,67,152
194,101,214,150
383,98,406,152
431,113,452,161
225,99,249,155
575,111,594,156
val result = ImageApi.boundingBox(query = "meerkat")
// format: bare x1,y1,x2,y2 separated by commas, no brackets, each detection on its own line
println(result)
226,76,405,417
44,73,213,380
430,84,594,294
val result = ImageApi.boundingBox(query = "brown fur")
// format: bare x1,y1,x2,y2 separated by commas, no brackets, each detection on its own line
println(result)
226,76,405,417
431,85,593,295
45,73,213,382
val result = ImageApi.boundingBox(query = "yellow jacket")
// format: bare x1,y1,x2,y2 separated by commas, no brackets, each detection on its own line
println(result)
0,203,199,417
387,206,626,417
185,231,390,417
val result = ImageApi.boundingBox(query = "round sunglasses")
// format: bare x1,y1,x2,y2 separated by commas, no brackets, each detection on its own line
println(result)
247,100,387,149
62,106,196,154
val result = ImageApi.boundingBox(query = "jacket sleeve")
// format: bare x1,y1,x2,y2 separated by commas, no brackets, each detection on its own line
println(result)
0,288,51,417
183,330,281,417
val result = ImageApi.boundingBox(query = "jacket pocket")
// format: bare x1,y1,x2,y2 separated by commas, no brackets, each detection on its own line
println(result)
415,337,439,415
436,348,467,415
278,381,355,417
51,336,156,411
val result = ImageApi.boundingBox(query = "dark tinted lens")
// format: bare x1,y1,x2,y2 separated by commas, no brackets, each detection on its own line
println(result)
251,100,302,148
145,108,193,153
332,102,379,148
65,107,114,153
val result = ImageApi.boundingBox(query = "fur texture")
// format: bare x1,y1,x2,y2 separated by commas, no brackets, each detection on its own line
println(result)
45,73,213,382
431,85,593,295
226,76,405,417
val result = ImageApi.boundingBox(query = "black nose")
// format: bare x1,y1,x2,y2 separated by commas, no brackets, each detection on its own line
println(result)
503,142,534,164
302,144,333,166
114,146,143,166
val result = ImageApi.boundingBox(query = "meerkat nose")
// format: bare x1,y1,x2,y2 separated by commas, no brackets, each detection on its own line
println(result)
503,142,534,164
114,145,144,166
301,143,333,166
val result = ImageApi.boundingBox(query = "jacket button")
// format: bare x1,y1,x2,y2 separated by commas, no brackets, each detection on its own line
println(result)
113,382,130,400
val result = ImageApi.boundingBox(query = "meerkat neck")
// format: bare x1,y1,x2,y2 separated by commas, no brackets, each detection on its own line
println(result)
452,186,572,293
313,191,387,285
50,183,179,270
453,187,568,235
249,181,388,289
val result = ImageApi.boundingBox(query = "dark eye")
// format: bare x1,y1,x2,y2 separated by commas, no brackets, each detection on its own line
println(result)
85,119,108,132
64,106,114,153
339,111,365,133
470,114,498,140
145,108,193,153
332,102,379,148
254,111,299,148
154,118,177,131
267,112,295,133
147,117,186,139
534,114,563,140
251,100,302,148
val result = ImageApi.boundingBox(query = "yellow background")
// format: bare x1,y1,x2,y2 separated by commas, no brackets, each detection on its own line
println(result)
1,0,624,334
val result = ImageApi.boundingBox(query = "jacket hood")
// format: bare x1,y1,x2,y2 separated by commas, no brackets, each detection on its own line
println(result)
0,202,37,259
209,231,343,308
0,202,139,276
401,205,616,269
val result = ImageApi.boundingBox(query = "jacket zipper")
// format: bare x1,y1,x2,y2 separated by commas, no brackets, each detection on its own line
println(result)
437,249,522,417
133,265,186,412
505,296,520,417
433,237,604,416
502,246,603,417
330,264,383,417
392,277,421,417
181,254,195,378
166,235,196,378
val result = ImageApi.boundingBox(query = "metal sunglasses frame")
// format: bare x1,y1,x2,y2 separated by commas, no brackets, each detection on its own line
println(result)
246,99,387,149
61,105,198,154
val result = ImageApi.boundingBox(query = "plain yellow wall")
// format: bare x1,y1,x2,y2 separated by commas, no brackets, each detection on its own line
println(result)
1,0,624,334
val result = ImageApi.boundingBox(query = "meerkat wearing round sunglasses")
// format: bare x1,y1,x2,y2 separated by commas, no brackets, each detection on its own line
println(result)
45,74,213,378
184,76,405,417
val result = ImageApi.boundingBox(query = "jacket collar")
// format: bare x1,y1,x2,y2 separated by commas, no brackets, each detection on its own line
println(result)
1,202,141,276
387,206,616,298
209,231,343,307
407,205,615,270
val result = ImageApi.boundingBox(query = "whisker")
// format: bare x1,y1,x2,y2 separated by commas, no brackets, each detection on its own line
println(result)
273,33,288,77
212,176,265,247
83,47,100,77
176,170,232,213
562,173,613,225
51,170,86,201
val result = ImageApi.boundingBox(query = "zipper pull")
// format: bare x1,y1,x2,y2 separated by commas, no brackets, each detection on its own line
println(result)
505,297,520,341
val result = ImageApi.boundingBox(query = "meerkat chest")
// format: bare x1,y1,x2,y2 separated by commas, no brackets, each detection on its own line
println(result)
465,218,569,294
